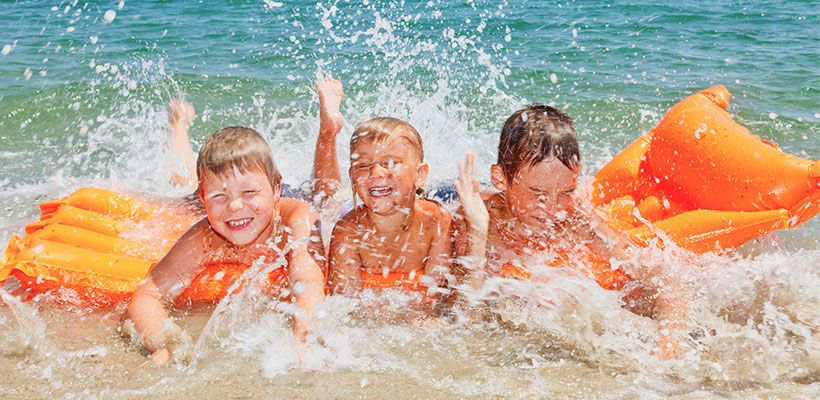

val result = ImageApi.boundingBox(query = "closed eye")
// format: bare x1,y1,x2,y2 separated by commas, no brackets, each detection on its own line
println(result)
352,163,373,172
206,193,227,202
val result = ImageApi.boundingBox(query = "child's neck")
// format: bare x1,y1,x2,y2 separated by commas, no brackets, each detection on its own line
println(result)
365,203,415,235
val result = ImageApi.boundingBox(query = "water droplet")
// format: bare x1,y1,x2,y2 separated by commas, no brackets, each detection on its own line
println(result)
549,73,558,84
768,112,777,120
90,35,98,44
1,44,11,56
103,10,116,24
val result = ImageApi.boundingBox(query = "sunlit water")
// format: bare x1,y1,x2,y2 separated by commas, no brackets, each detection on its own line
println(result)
1,1,819,398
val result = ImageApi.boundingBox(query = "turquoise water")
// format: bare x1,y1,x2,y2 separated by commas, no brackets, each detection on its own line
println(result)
1,1,819,398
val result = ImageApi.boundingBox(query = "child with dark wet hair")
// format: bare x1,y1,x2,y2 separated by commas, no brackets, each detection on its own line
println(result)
453,104,687,360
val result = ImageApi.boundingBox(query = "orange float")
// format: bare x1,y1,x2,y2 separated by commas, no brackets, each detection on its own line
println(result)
176,262,290,305
3,86,817,302
592,85,820,253
360,269,427,291
499,245,631,291
0,188,287,307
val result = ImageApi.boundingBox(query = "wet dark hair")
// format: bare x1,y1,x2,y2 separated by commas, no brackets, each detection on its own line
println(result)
497,104,580,180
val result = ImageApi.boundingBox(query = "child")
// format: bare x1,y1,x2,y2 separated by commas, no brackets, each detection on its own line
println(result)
127,126,326,364
452,104,687,360
311,79,452,297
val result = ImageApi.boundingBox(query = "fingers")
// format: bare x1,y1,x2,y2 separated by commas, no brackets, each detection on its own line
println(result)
453,179,464,199
149,348,171,365
465,152,475,183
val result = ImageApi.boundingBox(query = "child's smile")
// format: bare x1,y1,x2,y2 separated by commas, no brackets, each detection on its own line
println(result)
199,168,279,246
351,138,427,215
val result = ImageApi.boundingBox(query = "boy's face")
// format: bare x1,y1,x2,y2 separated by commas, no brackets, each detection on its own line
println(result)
349,137,428,215
492,158,578,229
198,168,280,246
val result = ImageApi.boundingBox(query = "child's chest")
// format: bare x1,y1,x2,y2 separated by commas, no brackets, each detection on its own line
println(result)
202,231,289,267
355,221,436,274
485,221,572,267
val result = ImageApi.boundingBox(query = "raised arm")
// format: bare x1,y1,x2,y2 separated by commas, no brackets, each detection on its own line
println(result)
452,152,490,295
311,78,345,203
127,218,210,364
168,100,197,188
327,219,364,294
281,200,327,341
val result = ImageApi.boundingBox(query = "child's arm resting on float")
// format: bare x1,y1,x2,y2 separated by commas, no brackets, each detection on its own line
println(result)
127,218,210,363
282,202,326,341
327,218,364,293
453,152,490,294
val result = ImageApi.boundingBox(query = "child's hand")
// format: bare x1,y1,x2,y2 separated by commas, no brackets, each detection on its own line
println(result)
316,78,344,138
455,152,489,235
168,100,195,128
149,347,171,365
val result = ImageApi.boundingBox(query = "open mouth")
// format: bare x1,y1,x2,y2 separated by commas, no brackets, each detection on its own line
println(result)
225,218,252,230
369,186,393,198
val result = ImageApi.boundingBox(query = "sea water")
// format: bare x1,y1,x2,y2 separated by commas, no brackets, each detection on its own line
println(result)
1,1,819,398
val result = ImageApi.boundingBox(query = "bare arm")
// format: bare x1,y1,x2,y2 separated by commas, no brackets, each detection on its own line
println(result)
282,202,326,341
453,153,490,293
573,207,688,360
327,218,364,294
312,78,344,202
423,204,453,289
127,218,210,363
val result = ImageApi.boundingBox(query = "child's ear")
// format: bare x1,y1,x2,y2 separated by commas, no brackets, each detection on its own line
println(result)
415,162,429,188
491,164,507,192
272,182,282,202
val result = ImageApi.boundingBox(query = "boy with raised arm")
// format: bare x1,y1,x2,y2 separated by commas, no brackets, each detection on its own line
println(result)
453,105,688,360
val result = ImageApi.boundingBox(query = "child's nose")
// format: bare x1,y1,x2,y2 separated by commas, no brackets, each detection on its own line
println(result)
370,163,388,177
537,195,561,212
227,196,244,212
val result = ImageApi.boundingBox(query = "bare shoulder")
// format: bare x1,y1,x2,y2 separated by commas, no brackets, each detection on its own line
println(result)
184,217,223,250
279,197,318,227
332,206,366,236
418,198,452,223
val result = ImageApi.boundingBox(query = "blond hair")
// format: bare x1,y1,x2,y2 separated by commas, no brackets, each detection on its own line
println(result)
350,117,423,162
196,126,281,193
